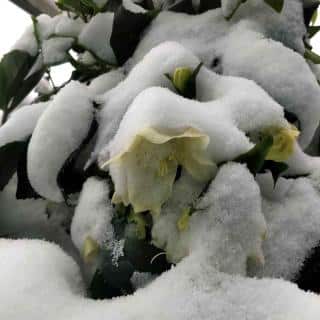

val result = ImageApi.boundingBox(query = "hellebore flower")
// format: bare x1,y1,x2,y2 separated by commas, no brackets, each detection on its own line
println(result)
102,127,216,215
82,236,100,263
265,126,300,162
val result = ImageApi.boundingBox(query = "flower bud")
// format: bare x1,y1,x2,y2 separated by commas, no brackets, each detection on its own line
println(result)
172,67,193,94
177,207,191,232
82,236,100,263
265,125,300,162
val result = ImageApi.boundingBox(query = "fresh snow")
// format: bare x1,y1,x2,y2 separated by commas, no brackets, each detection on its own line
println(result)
0,102,48,147
2,1,320,319
78,12,117,64
1,239,320,320
71,177,114,252
27,82,94,202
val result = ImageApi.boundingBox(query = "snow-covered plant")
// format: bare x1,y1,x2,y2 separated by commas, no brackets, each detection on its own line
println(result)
2,0,320,318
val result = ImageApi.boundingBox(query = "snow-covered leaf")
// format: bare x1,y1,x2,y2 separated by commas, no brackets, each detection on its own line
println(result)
27,82,94,202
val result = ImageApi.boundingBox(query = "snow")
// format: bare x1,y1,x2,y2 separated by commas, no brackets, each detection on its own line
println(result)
54,15,85,38
3,1,320,319
42,37,74,66
89,70,125,95
130,1,318,149
78,12,117,65
71,177,114,253
0,177,78,261
217,25,320,148
257,173,320,280
0,102,48,148
221,0,241,18
1,238,320,320
11,24,38,56
27,82,94,202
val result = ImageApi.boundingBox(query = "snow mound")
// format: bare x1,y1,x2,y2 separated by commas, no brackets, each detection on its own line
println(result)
0,239,320,320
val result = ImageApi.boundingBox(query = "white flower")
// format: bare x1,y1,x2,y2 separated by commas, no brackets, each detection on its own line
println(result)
102,127,216,215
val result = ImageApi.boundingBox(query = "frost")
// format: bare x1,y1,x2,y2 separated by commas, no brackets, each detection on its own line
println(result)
27,82,94,202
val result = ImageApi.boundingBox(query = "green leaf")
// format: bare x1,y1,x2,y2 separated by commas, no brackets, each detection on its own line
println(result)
308,26,320,38
0,50,33,111
0,141,27,191
284,110,300,130
57,118,98,199
11,69,45,110
260,160,289,186
166,63,203,99
304,2,320,27
89,249,134,299
304,48,320,64
234,135,274,175
169,0,196,14
264,0,284,13
198,0,221,13
124,238,172,274
16,138,41,200
110,5,159,65
311,7,318,25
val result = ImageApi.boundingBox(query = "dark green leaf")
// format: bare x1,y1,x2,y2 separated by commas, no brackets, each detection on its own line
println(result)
89,249,134,299
260,160,289,186
100,250,134,288
111,204,130,240
264,0,284,13
168,0,196,14
304,2,319,27
308,26,320,38
284,110,300,130
110,5,159,65
16,138,41,200
124,238,172,274
166,63,203,99
0,50,34,111
295,240,320,294
184,62,203,99
0,141,27,191
57,118,98,198
11,68,45,110
304,48,320,64
234,135,274,175
198,0,221,13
